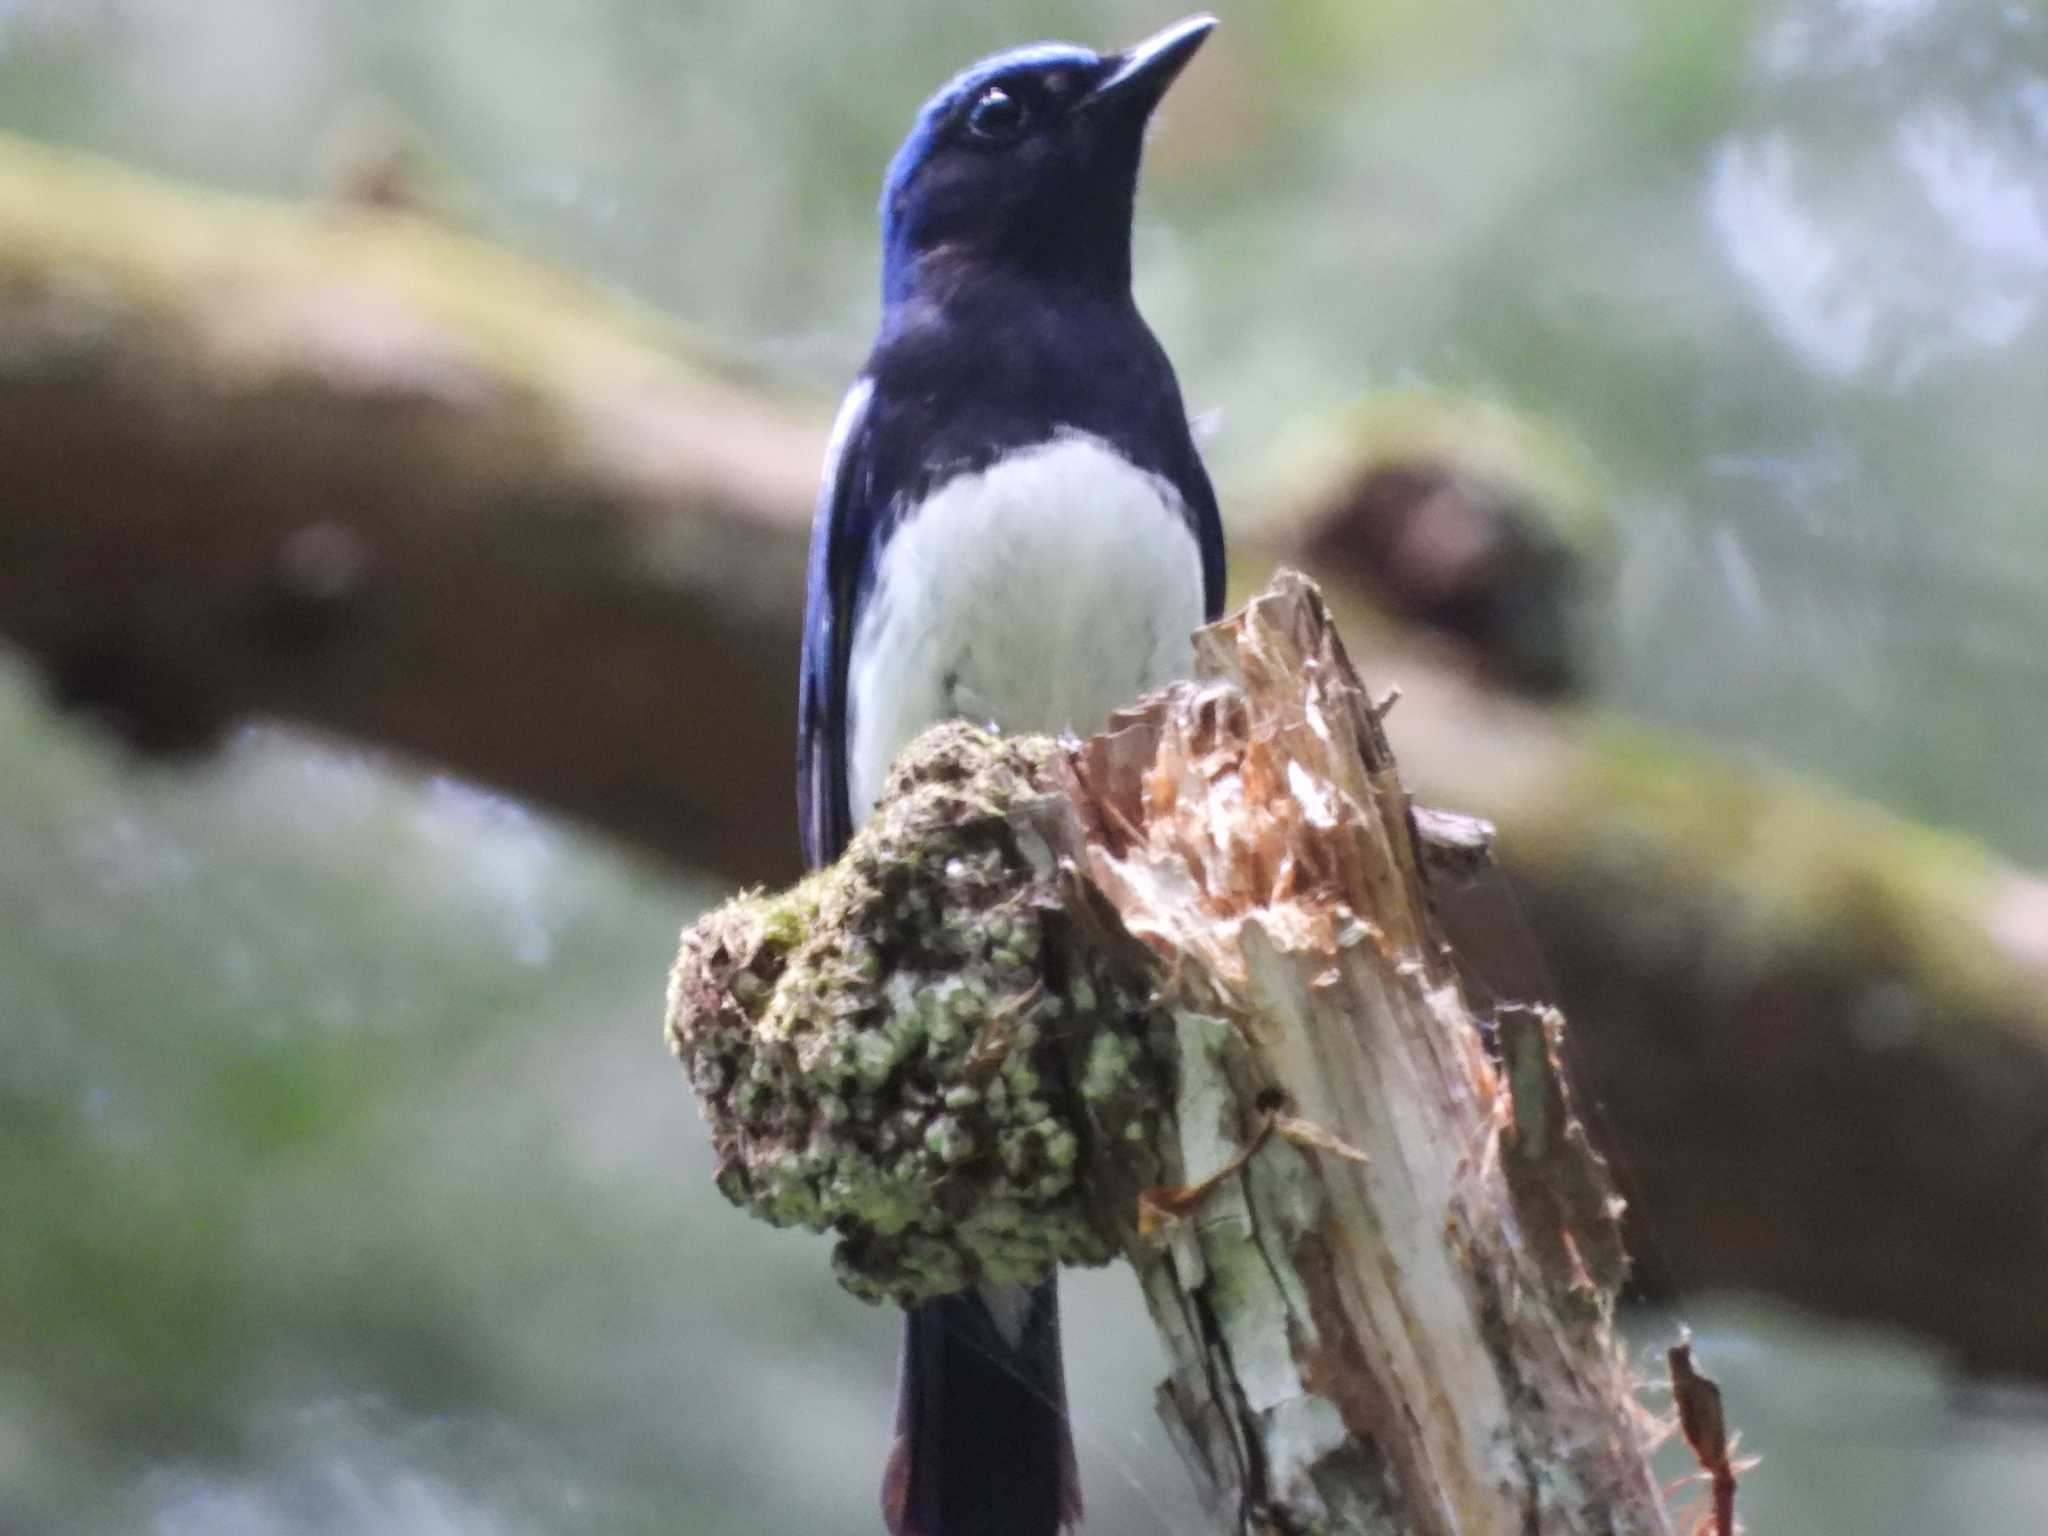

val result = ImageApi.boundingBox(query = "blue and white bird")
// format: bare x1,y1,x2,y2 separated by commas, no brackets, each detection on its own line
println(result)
797,17,1225,1535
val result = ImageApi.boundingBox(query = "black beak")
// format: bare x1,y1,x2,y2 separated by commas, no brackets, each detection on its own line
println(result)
1080,14,1216,114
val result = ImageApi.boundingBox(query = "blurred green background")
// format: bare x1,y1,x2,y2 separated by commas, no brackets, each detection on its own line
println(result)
2,0,2045,1531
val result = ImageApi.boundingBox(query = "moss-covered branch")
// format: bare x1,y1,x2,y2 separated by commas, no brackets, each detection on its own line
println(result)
0,130,822,879
670,574,1672,1536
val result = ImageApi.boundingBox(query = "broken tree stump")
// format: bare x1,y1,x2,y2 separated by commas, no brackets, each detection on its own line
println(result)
667,571,1670,1536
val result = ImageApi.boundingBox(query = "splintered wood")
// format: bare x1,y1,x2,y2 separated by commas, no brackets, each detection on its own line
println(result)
1668,1340,1740,1536
1054,571,1670,1536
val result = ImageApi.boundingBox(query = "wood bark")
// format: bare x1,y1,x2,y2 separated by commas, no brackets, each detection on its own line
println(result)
3,133,2047,1384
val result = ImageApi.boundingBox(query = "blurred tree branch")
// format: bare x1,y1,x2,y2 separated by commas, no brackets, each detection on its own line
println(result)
2,133,2047,1384
0,131,821,881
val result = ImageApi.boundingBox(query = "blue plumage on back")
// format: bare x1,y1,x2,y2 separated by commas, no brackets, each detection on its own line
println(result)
795,17,1224,1534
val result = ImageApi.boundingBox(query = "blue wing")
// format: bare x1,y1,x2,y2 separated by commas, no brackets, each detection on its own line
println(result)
797,378,878,871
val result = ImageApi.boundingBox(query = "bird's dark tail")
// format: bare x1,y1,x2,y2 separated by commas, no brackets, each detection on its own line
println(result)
882,1279,1082,1536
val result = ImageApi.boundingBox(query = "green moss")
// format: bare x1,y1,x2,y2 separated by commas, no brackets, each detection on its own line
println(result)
924,1116,976,1166
0,131,781,406
1520,718,2039,1027
668,722,1165,1307
1081,1029,1141,1105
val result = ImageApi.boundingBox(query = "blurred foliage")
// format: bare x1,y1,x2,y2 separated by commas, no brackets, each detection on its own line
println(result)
1,0,2045,1532
0,660,885,1533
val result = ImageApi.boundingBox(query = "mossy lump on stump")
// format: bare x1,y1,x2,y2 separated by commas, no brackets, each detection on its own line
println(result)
665,723,1162,1306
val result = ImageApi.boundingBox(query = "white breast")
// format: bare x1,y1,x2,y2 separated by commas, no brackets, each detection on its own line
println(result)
846,432,1206,828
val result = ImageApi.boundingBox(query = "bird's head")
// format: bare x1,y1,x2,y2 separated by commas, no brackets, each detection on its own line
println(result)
878,15,1214,307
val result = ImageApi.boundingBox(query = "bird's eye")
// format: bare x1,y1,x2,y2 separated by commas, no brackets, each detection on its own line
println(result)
965,84,1028,143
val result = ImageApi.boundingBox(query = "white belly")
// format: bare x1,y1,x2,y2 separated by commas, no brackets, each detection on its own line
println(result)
846,432,1206,827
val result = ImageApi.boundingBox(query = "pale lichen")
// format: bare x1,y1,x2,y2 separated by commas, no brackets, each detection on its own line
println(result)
666,722,1166,1306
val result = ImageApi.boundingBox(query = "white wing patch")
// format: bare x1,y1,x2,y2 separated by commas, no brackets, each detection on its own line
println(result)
846,432,1205,828
820,377,874,505
978,1281,1036,1350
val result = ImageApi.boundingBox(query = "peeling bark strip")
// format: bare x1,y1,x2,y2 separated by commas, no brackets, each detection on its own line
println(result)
1667,1341,1737,1536
670,572,1671,1535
